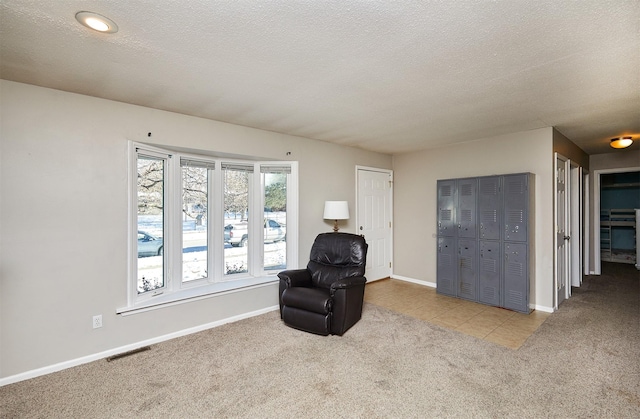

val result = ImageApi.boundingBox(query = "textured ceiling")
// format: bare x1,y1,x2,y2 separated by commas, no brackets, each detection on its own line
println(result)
1,0,639,155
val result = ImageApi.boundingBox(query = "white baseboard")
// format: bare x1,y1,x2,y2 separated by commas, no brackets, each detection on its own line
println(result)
0,305,280,387
390,274,436,288
531,304,554,313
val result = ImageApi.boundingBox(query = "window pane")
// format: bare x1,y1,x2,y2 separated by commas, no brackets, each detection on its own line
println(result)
137,156,165,293
264,172,287,271
182,164,208,282
224,167,250,275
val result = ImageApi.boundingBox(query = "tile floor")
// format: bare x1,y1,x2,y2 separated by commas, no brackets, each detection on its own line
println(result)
364,278,550,349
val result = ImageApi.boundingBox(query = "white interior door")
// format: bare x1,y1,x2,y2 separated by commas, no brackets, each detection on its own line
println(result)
583,172,590,276
357,167,392,282
554,153,569,308
570,162,582,288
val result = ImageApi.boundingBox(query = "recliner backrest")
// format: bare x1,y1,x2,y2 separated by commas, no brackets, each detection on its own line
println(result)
307,232,367,289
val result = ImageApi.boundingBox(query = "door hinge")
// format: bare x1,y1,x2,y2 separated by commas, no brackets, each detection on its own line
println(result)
389,262,392,268
389,221,392,228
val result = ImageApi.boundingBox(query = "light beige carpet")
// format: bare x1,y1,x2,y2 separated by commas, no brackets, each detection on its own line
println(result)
1,263,639,418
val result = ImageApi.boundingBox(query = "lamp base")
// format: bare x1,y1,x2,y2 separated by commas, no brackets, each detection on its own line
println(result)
333,220,339,232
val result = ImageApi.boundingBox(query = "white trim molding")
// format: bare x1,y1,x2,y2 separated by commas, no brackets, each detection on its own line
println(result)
391,274,436,288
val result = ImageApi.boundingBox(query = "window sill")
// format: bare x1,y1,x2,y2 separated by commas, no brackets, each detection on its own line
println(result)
117,275,279,316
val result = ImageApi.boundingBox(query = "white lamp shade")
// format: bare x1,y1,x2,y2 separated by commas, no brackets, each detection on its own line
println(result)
323,201,350,220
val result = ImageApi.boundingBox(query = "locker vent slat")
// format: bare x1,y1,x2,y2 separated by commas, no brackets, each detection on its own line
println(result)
460,256,472,270
481,181,498,195
507,262,523,277
440,254,452,266
507,290,523,305
506,180,525,194
482,287,496,300
481,210,497,223
508,210,523,223
482,259,497,273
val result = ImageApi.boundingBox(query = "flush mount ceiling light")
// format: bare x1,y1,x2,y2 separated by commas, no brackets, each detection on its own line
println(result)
75,11,118,33
610,136,633,149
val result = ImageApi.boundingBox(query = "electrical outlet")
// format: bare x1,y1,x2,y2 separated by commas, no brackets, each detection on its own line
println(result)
93,315,103,329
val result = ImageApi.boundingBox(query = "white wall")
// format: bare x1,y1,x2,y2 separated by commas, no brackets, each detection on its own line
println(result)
0,80,391,379
392,127,555,310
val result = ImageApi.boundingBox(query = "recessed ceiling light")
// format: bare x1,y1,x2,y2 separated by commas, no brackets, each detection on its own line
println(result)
75,11,118,34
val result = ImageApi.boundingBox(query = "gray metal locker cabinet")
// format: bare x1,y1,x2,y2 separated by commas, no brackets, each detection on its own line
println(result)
479,240,501,306
437,179,457,237
478,176,502,240
504,174,529,242
457,238,477,301
457,178,477,238
503,242,529,313
437,237,457,296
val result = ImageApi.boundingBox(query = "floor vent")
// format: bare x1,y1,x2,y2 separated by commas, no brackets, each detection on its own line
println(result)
106,346,151,362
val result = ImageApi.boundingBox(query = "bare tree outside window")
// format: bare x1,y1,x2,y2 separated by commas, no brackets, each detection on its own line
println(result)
137,156,165,293
225,170,249,220
224,167,250,275
182,164,208,282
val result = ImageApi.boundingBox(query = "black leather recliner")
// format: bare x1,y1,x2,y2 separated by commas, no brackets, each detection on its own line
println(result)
278,232,368,336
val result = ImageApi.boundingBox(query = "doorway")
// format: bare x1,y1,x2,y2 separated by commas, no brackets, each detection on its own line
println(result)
593,167,640,275
554,153,585,309
554,153,569,308
356,166,393,282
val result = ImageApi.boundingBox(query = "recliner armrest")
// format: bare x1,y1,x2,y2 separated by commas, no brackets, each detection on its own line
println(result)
278,269,312,288
330,276,367,290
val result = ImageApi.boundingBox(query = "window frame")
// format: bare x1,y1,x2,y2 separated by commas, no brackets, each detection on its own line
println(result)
178,157,214,288
121,142,298,315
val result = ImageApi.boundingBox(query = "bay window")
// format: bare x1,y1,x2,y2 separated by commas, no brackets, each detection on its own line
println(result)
123,142,298,313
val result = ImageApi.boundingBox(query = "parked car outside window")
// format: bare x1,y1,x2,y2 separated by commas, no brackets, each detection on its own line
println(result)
224,218,286,247
138,231,163,257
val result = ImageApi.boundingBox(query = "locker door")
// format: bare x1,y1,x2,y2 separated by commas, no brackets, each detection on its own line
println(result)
503,242,529,313
437,179,457,237
478,176,501,240
479,240,500,306
504,174,529,242
457,178,477,238
457,238,477,301
437,237,456,296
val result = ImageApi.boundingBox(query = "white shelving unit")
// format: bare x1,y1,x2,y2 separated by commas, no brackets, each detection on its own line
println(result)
600,209,637,265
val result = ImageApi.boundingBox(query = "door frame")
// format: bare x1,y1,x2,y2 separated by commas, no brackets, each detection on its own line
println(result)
583,172,590,276
569,161,582,289
554,153,569,309
355,166,393,282
593,165,640,274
